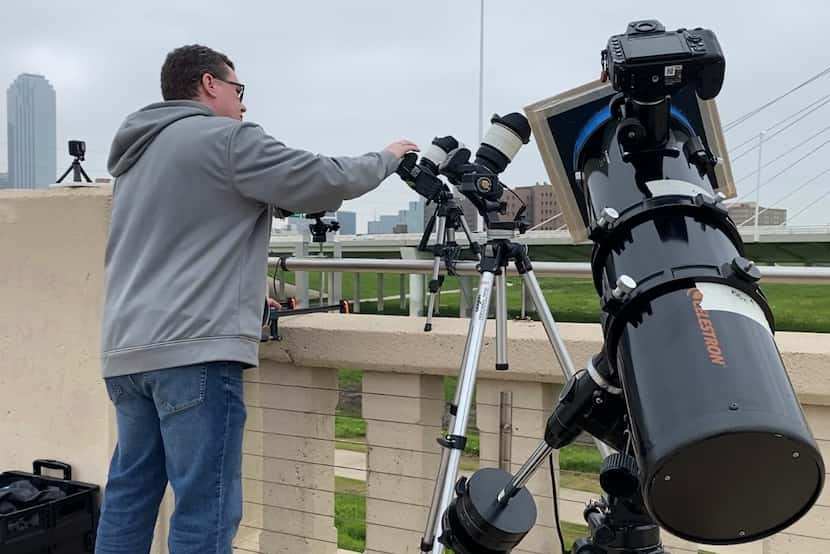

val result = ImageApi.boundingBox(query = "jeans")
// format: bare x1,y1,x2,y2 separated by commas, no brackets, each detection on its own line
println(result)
95,362,247,554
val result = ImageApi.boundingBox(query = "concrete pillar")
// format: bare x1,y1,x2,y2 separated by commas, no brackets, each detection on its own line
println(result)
400,247,426,317
362,371,444,554
376,273,384,312
476,379,563,554
241,361,339,554
332,244,343,303
400,274,407,310
294,238,310,308
353,273,361,313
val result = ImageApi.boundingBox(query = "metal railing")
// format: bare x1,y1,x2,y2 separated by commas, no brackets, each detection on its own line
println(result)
268,256,830,317
271,256,830,282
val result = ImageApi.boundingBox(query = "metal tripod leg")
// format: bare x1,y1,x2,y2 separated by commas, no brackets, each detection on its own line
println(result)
520,269,577,378
456,215,479,311
421,271,496,553
495,272,508,370
520,269,613,462
424,215,447,332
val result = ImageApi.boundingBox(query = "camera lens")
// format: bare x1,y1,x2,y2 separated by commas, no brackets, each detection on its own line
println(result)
421,136,460,174
475,113,531,174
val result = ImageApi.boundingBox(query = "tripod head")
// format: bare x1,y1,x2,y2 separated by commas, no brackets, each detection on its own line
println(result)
306,212,339,243
438,114,531,231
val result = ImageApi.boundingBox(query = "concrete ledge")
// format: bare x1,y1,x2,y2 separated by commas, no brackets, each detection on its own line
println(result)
264,313,830,404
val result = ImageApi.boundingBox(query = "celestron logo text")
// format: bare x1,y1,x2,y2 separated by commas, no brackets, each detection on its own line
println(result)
687,288,727,367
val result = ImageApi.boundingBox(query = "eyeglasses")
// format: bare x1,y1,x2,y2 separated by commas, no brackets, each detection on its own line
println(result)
210,74,245,101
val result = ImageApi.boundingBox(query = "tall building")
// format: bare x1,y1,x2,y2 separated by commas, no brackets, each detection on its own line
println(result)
503,182,563,230
0,172,8,188
404,199,425,234
368,214,402,234
727,202,787,226
7,74,56,188
367,200,426,234
336,211,357,235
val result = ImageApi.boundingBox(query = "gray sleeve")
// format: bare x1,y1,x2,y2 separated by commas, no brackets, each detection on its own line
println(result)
228,122,400,212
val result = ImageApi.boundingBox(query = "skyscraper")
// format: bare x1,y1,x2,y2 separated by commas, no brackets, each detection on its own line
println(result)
7,74,56,188
335,211,357,235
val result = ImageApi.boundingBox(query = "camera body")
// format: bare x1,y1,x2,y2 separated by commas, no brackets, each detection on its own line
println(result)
604,20,725,100
68,140,86,159
459,170,502,202
396,152,447,203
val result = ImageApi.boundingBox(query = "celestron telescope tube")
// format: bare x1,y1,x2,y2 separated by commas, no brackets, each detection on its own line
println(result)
576,102,824,544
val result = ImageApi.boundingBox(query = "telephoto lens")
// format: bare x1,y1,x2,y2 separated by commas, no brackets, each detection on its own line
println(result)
420,136,460,174
475,113,532,174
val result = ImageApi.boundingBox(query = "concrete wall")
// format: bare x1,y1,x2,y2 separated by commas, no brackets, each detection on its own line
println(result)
2,188,829,553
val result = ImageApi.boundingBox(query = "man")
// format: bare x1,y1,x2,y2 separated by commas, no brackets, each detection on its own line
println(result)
96,44,417,554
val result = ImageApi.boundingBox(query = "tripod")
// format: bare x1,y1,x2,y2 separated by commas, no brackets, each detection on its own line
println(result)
420,194,480,332
421,220,586,553
57,155,92,184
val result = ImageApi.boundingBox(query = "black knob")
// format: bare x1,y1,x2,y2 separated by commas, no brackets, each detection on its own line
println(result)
731,256,762,282
600,453,640,497
617,118,647,149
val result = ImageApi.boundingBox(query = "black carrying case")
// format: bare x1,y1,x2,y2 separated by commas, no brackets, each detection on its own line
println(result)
0,460,99,554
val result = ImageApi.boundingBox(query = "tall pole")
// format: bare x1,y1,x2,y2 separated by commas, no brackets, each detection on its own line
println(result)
754,131,766,242
478,0,485,143
477,0,485,232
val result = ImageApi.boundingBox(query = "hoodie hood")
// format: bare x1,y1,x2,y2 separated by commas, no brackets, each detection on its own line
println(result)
107,100,214,177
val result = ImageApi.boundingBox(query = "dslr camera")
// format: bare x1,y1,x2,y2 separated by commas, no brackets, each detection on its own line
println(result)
603,20,725,100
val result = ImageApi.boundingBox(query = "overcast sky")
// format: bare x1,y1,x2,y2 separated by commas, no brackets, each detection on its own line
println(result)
3,0,829,231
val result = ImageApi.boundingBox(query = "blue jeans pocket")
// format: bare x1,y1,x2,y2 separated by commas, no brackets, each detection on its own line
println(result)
104,379,124,405
147,365,208,416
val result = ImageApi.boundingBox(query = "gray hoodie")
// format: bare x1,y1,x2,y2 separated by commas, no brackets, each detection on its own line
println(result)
101,100,398,377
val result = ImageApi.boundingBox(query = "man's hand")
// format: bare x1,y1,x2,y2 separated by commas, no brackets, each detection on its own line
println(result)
267,297,282,310
384,140,419,159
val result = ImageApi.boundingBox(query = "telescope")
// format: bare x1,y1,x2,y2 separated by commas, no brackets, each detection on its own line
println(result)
430,19,824,554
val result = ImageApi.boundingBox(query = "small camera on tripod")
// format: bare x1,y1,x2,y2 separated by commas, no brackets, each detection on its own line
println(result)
68,140,86,160
56,139,92,184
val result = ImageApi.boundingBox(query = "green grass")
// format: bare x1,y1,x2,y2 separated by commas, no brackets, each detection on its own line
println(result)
560,471,602,494
335,414,366,439
335,477,366,551
559,444,603,475
275,271,830,333
338,367,363,389
763,283,830,332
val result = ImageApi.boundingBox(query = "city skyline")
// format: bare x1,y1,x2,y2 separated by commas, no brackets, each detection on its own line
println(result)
6,73,56,188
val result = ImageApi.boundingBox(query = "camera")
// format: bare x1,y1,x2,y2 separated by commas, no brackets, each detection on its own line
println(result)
439,113,531,221
603,20,725,100
68,140,86,160
395,136,457,203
